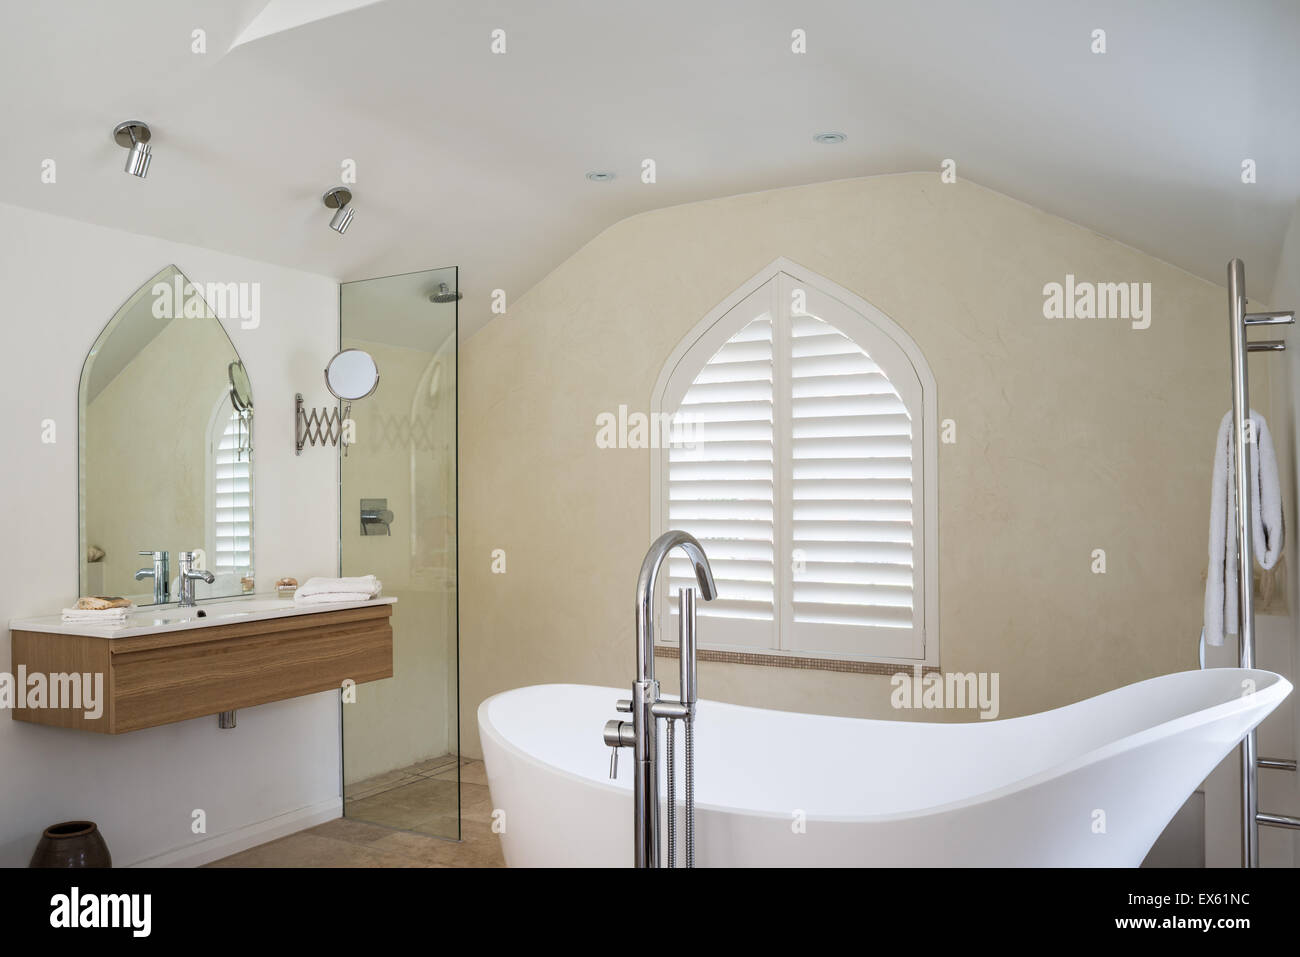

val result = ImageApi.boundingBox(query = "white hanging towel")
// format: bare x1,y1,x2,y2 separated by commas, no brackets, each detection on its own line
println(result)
1203,409,1284,646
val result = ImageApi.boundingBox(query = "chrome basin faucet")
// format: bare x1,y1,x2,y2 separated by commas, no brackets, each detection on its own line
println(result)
176,551,215,607
134,549,169,604
604,530,716,868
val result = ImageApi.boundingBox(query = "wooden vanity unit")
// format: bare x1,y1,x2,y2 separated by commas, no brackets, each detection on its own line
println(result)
10,601,393,734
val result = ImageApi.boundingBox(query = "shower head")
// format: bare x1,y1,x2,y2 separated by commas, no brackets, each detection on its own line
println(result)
426,282,462,304
428,282,461,303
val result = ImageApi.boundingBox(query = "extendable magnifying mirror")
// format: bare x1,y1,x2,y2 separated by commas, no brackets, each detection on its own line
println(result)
228,360,253,411
296,350,381,455
324,348,380,401
227,360,255,460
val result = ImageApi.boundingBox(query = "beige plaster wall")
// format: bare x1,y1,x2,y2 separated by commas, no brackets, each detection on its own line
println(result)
458,173,1260,757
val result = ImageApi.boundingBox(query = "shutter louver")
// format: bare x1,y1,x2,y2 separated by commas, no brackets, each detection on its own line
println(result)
215,412,252,572
667,315,776,640
789,315,914,640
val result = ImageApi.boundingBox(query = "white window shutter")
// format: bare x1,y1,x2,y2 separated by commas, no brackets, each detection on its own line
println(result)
667,309,776,648
786,314,917,658
659,268,929,663
214,412,252,572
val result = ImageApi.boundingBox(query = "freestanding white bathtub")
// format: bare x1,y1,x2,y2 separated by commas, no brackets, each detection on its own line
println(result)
478,669,1290,866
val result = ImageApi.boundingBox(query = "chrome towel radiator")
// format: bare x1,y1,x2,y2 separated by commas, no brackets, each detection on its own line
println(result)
604,531,716,868
1225,258,1297,867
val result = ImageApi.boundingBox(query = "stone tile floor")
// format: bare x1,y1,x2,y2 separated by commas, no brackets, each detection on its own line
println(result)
208,758,504,867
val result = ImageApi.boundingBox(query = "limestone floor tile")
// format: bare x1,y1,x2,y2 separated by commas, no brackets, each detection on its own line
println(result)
345,777,461,836
206,833,434,868
209,759,508,867
372,827,505,867
345,768,422,801
433,761,488,786
407,753,459,775
457,827,506,866
458,782,495,823
207,817,504,868
309,816,393,845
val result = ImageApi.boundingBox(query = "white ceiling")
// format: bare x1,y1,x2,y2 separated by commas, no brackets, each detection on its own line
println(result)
1,0,1297,336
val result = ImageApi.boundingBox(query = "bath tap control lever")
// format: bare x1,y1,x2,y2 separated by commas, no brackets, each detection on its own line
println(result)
604,719,634,778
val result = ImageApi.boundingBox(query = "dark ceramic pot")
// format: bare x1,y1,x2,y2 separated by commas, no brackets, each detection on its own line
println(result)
29,821,112,868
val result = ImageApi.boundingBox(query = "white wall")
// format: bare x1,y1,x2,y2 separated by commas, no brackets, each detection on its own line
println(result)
0,201,341,866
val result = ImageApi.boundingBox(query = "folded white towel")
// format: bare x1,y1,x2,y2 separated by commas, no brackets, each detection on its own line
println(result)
293,575,382,603
1204,409,1284,646
61,607,130,622
293,592,379,605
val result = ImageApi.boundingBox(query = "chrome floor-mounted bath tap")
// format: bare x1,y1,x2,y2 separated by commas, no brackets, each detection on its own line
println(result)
604,530,716,868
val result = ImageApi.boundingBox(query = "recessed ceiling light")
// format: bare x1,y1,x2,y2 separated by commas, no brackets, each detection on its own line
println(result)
585,171,616,182
812,131,847,145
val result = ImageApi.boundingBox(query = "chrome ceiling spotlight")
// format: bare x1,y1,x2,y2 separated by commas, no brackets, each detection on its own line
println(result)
322,187,354,234
113,121,153,177
428,282,461,303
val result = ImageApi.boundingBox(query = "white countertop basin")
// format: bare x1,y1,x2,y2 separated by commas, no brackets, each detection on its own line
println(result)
9,593,397,639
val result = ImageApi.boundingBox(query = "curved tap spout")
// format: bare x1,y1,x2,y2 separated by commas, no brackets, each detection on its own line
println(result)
635,530,716,684
176,550,216,607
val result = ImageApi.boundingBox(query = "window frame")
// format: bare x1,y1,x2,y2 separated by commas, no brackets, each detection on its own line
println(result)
650,258,939,668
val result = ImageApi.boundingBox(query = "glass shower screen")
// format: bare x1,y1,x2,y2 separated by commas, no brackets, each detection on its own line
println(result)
339,266,460,840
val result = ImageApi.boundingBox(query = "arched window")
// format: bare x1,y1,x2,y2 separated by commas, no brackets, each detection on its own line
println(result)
652,260,937,666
